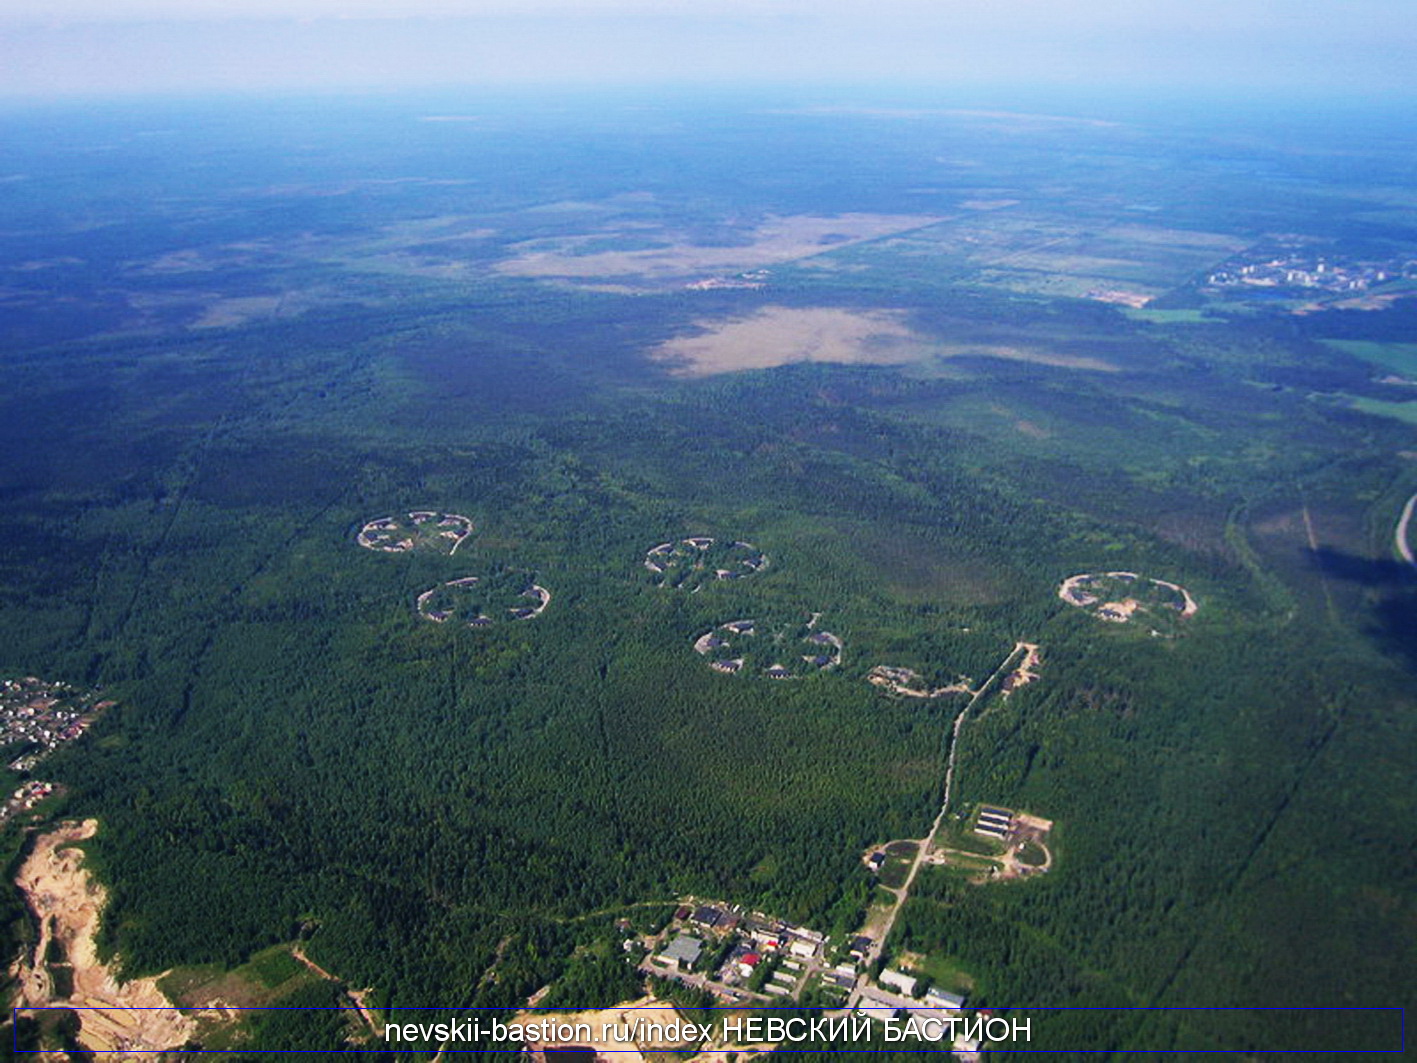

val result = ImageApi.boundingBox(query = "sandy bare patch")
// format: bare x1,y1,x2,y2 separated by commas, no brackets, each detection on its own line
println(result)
1001,643,1042,696
519,997,694,1062
192,295,284,328
14,820,198,1054
496,213,940,283
1087,288,1153,309
655,308,1120,376
656,306,928,376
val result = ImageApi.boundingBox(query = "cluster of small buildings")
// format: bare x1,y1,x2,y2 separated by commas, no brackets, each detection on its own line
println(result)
866,665,970,699
644,539,769,583
0,780,57,826
1059,572,1195,629
974,806,1013,841
416,577,551,627
801,630,843,668
0,677,108,773
629,897,986,1060
651,903,829,995
359,516,416,551
694,619,842,679
357,511,473,553
1205,252,1416,295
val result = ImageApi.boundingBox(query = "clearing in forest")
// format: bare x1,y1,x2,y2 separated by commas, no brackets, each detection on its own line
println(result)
866,665,971,699
417,571,551,627
654,306,1120,377
694,614,842,678
357,511,473,554
1058,571,1197,634
644,537,768,591
929,805,1055,883
496,211,941,286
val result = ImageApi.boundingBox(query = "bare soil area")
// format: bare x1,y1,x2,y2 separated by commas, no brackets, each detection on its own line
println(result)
14,820,197,1054
1001,643,1042,696
519,997,698,1063
495,213,940,283
654,307,928,376
656,307,1121,377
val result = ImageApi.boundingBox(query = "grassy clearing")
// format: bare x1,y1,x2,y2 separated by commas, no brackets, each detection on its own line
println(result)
158,944,312,1010
877,856,912,890
940,852,1001,873
1349,397,1417,425
905,953,977,995
1324,340,1417,377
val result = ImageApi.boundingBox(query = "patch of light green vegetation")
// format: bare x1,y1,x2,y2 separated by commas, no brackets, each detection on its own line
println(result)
1348,396,1417,425
1324,340,1417,378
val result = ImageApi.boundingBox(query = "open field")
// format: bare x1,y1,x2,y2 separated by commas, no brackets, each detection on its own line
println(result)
654,307,926,375
654,306,1120,376
496,212,942,285
1323,339,1417,378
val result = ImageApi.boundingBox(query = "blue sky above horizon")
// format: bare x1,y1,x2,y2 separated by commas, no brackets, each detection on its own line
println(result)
2,0,1414,101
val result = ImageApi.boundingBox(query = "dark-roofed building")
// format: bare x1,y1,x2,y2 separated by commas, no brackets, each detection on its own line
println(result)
925,988,966,1011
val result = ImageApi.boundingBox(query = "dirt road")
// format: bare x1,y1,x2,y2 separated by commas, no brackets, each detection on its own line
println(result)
292,944,382,1037
856,640,1028,978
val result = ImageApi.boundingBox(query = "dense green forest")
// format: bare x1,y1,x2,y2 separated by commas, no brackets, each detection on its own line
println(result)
0,94,1412,1058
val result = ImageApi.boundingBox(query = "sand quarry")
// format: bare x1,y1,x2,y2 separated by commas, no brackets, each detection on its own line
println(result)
519,997,775,1063
13,820,197,1055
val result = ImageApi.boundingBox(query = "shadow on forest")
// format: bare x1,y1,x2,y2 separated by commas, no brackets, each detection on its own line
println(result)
1310,546,1414,587
1310,547,1417,669
1371,589,1417,671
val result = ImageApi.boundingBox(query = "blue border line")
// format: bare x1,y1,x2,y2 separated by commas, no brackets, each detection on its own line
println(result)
10,1004,1404,1054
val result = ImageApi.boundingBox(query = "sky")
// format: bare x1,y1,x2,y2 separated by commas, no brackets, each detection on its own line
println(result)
1,0,1414,100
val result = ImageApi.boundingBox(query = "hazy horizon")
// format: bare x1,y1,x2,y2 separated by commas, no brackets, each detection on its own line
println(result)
3,0,1414,101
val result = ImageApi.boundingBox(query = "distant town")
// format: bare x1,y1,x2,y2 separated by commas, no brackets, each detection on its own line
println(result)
1204,246,1417,297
